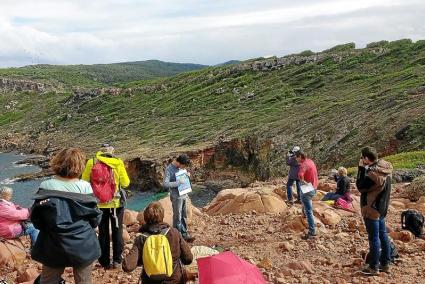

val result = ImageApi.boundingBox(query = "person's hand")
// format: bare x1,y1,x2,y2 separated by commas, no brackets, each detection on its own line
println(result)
186,172,191,178
178,177,186,184
358,158,365,167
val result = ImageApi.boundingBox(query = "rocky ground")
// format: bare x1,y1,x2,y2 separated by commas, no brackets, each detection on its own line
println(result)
1,179,425,284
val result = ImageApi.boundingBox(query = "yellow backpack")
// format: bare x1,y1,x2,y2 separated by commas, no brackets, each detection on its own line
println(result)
141,228,173,280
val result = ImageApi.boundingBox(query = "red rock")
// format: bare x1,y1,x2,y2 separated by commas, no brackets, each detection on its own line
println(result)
204,187,287,216
123,209,138,226
287,261,313,274
122,229,131,243
317,181,336,192
0,238,27,269
16,268,39,283
390,231,414,243
136,196,194,226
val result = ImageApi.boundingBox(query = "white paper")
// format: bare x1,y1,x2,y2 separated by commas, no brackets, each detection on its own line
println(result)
175,169,192,196
300,182,315,194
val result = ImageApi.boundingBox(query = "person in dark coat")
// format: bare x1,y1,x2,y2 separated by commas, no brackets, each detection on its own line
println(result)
356,146,393,276
123,202,193,284
31,148,102,284
286,146,302,204
322,167,352,202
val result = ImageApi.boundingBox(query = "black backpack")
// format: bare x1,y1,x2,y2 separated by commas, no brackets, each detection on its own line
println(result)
401,210,424,237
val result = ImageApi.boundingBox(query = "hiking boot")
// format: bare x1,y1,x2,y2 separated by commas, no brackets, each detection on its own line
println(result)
360,264,379,276
301,233,316,240
379,264,390,274
286,200,295,206
184,236,196,243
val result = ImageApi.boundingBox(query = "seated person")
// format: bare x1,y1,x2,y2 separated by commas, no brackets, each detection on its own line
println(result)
0,187,39,246
322,167,352,202
123,202,193,284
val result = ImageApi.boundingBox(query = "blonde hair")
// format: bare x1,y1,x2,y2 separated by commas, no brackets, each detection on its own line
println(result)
338,167,348,176
0,187,13,199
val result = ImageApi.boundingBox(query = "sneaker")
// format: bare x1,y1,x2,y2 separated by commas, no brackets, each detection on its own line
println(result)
112,262,122,270
184,236,196,243
286,200,294,206
301,233,316,240
379,264,390,274
360,264,379,276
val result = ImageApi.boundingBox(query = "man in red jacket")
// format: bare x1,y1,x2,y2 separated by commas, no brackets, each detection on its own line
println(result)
295,150,318,240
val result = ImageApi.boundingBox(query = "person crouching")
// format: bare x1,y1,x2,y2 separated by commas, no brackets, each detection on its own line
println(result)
123,202,193,284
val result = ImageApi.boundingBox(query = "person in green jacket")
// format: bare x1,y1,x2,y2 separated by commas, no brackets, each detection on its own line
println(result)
82,143,130,270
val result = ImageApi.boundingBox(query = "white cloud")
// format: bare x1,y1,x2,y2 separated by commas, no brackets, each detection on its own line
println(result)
0,0,424,67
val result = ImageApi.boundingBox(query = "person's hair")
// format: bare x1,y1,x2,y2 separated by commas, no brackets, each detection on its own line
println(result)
0,187,13,199
144,202,165,224
361,146,378,162
338,167,348,176
295,150,307,160
176,154,190,166
50,148,86,178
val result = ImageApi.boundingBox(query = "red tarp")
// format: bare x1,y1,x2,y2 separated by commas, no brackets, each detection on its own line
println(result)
197,251,267,284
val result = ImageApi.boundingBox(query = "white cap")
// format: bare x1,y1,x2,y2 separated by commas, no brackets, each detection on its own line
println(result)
292,146,300,153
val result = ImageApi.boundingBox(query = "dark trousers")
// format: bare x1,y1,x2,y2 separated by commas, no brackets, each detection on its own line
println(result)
287,178,301,202
98,207,124,267
364,217,391,269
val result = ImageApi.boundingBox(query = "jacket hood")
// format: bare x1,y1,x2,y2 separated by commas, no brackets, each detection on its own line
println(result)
139,222,170,235
33,189,98,204
370,159,393,175
95,151,122,169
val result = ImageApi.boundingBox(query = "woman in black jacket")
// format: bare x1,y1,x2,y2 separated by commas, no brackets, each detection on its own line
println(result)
322,167,352,202
31,148,102,284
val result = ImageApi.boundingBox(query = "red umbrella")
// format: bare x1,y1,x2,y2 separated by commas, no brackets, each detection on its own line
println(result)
197,251,267,284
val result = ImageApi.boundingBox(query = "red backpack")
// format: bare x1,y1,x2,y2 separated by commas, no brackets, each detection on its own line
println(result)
90,158,116,203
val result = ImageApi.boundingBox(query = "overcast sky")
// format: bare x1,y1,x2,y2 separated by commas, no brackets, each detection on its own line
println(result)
0,0,424,67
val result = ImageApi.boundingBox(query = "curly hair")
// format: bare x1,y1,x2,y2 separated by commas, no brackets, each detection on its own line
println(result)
144,202,165,224
50,148,86,178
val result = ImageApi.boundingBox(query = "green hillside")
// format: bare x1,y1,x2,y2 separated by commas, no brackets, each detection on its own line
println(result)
0,60,207,87
1,39,425,177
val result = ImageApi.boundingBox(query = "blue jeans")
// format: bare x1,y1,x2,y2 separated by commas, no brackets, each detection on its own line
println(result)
364,217,391,269
170,195,188,238
287,179,301,201
22,223,39,246
301,190,316,235
322,192,343,201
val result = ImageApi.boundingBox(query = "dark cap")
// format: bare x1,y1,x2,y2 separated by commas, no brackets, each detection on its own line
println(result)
176,154,190,166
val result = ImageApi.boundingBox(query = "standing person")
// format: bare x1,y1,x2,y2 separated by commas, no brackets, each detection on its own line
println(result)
356,146,393,276
0,187,39,246
82,144,130,270
286,146,302,204
295,150,319,240
31,148,102,284
123,202,193,284
163,154,195,243
322,167,352,202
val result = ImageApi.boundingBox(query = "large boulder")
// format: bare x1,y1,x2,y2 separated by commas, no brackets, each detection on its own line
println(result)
204,187,287,215
317,181,336,192
136,195,194,226
313,202,342,226
402,176,425,201
0,238,27,269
